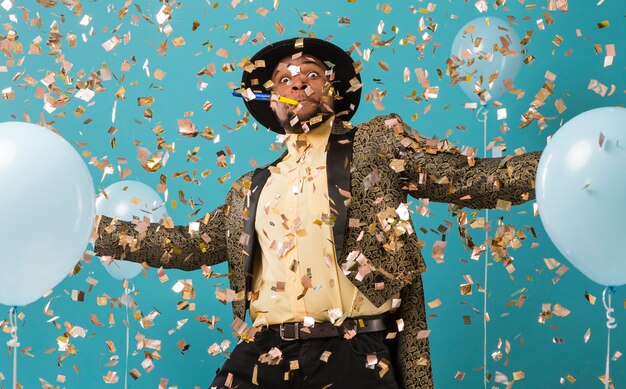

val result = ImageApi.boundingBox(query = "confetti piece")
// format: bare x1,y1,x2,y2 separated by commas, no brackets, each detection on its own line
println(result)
431,241,446,264
427,299,442,309
495,199,512,211
552,304,571,317
460,283,472,296
582,291,596,305
70,290,85,302
103,371,119,384
157,267,169,283
544,258,561,270
417,329,431,339
90,314,104,327
129,369,141,380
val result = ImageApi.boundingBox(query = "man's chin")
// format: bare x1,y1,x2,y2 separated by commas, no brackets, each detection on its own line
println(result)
297,105,336,122
276,106,334,132
296,111,321,123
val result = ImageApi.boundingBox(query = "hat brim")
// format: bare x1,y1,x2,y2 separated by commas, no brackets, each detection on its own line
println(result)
240,38,361,134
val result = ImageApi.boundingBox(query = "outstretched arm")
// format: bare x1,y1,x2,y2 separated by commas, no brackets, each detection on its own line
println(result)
93,192,232,271
387,114,541,209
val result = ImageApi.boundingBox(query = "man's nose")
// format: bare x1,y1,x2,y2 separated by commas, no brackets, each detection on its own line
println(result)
291,76,308,91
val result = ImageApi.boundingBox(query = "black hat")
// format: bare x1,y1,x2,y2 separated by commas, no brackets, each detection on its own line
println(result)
239,37,362,134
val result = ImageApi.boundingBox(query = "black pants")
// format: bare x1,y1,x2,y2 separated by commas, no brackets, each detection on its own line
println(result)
210,328,400,388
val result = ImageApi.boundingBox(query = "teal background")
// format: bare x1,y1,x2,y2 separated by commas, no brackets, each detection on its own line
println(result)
0,0,624,387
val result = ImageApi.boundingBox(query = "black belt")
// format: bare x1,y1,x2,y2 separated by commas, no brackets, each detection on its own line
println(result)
268,316,389,341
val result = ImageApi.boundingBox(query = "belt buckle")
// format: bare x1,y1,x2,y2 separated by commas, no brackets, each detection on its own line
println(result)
279,323,299,341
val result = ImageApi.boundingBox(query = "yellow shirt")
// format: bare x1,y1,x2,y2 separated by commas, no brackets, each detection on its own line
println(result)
250,118,395,326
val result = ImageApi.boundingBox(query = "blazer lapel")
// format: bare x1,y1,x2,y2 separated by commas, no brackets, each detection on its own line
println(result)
326,127,356,261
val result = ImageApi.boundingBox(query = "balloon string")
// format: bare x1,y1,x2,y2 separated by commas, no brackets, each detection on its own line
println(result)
8,306,19,389
602,286,616,389
125,287,130,389
481,106,489,389
476,105,488,124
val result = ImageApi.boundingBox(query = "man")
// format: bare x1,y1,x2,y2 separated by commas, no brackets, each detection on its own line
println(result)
94,37,540,388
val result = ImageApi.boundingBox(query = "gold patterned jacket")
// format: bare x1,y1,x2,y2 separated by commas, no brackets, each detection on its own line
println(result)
94,114,540,389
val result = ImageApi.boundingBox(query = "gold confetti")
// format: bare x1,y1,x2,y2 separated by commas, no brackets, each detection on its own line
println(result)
495,199,512,211
105,340,116,353
338,16,351,26
417,329,431,339
129,369,141,380
431,241,446,264
137,96,155,106
378,61,390,71
157,267,169,283
102,371,119,384
561,375,576,383
172,37,186,48
460,283,472,296
320,351,332,362
90,314,104,327
70,290,85,302
427,298,442,309
154,68,166,80
523,55,536,65
274,21,285,35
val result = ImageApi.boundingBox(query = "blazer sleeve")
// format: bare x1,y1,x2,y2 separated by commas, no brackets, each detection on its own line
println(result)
387,114,541,209
93,190,232,271
395,273,433,389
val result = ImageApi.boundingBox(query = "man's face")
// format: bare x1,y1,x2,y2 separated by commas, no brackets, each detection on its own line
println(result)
270,54,334,132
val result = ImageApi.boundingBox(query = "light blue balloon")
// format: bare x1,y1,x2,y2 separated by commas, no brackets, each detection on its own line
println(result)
101,258,145,281
450,17,523,104
536,107,626,286
96,180,166,280
0,122,95,306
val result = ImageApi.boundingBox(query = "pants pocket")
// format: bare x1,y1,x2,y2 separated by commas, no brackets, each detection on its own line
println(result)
347,331,390,357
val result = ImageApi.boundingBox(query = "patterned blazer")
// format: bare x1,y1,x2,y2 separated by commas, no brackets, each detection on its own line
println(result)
94,114,540,389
